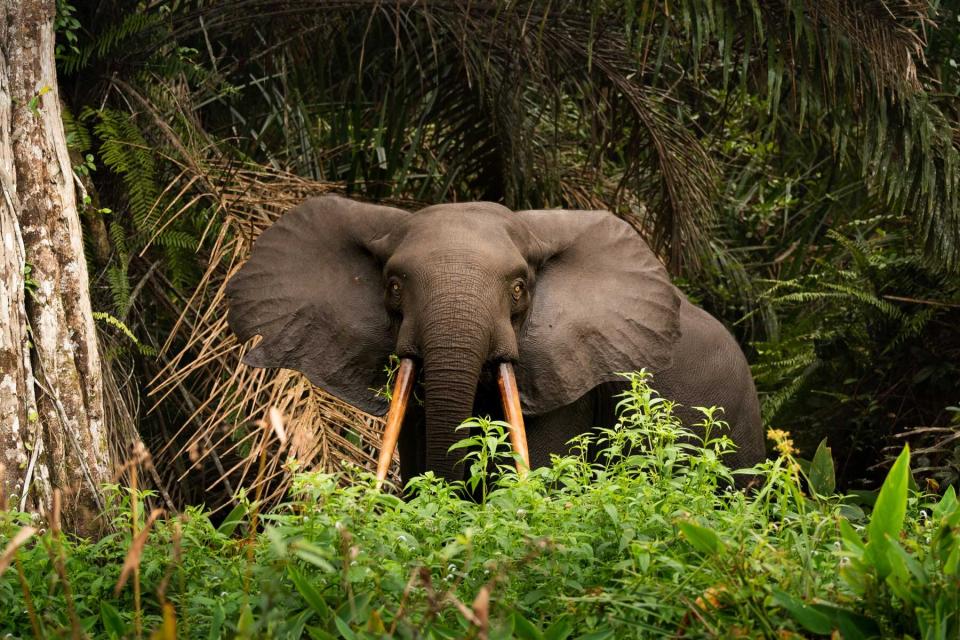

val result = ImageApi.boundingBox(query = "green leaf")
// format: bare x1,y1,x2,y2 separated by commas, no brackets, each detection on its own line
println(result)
677,520,724,555
291,540,336,573
306,627,337,640
573,631,614,640
512,612,544,640
773,589,880,640
944,544,960,576
603,504,620,527
99,601,126,638
208,603,224,640
289,566,332,619
809,603,880,640
884,536,926,584
286,610,313,639
809,438,836,496
772,590,833,635
334,616,357,640
236,602,254,637
217,502,247,537
839,517,865,552
838,503,866,522
544,617,573,640
868,446,910,545
933,485,958,520
490,615,516,640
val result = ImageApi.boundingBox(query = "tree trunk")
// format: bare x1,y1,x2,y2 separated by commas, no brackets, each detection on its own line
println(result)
0,0,113,534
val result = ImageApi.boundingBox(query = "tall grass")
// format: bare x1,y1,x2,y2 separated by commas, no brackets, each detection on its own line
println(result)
2,373,958,638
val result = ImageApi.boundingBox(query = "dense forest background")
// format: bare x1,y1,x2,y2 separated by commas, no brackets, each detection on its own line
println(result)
52,0,959,509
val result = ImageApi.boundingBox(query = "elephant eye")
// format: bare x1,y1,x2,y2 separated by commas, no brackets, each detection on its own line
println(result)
386,277,403,307
511,280,525,302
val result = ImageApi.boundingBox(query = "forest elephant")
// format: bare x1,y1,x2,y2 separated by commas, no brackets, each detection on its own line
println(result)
226,196,765,487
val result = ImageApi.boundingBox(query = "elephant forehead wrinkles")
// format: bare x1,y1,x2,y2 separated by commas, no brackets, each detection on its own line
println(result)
411,251,497,290
422,246,503,267
395,243,524,285
415,201,511,216
399,206,528,247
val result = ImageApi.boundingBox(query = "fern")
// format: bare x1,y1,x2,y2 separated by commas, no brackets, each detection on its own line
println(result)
62,104,92,154
59,11,165,75
88,107,159,232
105,264,130,316
93,311,157,356
163,245,197,291
761,361,820,424
754,224,958,451
155,230,199,251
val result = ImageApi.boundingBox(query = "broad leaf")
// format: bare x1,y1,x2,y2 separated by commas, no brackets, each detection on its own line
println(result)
678,520,724,555
100,601,126,638
809,438,836,496
544,617,573,640
217,502,248,537
289,566,332,619
513,612,544,640
868,446,910,547
772,590,833,635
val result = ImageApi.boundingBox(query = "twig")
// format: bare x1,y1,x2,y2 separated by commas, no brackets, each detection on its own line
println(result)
19,430,42,513
121,259,162,323
883,294,960,309
16,555,43,639
47,491,83,640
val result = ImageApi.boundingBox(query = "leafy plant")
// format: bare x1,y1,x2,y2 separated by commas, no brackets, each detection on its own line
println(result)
3,375,957,638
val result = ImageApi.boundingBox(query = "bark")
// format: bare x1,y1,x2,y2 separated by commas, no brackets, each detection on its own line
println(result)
0,0,113,532
0,31,47,514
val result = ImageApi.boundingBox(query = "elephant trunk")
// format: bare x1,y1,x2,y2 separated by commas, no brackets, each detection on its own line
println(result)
420,297,490,482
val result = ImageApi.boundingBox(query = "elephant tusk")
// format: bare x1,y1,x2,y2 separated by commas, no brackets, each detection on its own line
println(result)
497,362,530,475
376,357,416,488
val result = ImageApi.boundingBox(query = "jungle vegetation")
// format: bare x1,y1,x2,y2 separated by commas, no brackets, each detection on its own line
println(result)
40,0,958,506
3,374,960,638
2,1,960,637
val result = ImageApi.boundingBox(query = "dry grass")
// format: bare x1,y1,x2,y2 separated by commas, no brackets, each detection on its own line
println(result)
146,159,408,511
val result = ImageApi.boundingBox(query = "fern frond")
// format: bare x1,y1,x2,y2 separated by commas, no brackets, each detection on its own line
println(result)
105,264,131,316
91,108,160,232
156,230,199,251
93,311,158,356
60,11,165,75
760,360,821,424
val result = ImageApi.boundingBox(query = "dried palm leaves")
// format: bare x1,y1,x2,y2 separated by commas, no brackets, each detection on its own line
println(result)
148,161,407,510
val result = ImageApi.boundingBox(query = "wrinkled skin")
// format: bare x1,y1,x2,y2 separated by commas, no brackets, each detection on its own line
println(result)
227,196,765,486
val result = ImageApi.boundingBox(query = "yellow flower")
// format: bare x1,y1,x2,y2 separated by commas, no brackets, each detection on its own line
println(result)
767,428,798,457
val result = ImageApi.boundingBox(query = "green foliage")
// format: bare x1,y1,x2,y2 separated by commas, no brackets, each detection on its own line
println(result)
748,222,959,483
54,0,82,60
3,376,958,638
57,8,166,75
92,312,157,357
22,263,38,299
89,107,159,231
54,0,960,501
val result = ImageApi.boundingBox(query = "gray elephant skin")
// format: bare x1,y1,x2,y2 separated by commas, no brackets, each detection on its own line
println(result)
226,195,765,485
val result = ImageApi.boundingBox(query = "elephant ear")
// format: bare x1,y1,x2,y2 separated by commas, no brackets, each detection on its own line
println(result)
226,195,408,416
514,209,682,415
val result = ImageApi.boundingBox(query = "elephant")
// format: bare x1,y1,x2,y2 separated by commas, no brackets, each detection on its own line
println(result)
226,195,765,487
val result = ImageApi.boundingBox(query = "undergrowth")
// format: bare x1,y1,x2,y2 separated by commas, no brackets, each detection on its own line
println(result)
1,373,958,638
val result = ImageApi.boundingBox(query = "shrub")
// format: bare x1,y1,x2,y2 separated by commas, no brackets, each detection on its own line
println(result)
2,373,958,638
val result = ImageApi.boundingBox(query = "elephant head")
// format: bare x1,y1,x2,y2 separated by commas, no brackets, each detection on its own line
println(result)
226,195,681,482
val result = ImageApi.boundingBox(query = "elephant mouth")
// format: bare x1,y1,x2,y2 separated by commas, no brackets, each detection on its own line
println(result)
375,358,530,487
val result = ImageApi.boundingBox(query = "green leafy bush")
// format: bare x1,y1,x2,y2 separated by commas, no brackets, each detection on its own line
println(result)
2,374,957,638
